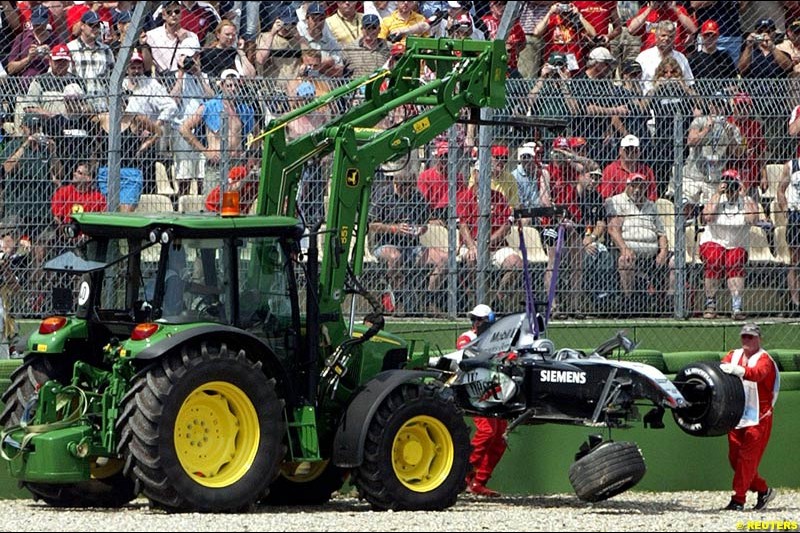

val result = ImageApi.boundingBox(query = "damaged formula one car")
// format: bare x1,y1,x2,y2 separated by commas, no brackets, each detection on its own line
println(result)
431,209,746,503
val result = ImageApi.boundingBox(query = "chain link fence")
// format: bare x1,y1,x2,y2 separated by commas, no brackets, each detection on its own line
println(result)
1,2,800,352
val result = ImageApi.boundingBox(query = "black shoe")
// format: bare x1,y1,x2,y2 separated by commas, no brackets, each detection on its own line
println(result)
754,488,776,510
724,499,744,511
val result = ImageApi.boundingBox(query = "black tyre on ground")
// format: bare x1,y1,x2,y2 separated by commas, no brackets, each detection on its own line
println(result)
569,440,646,503
261,460,347,506
0,355,137,508
351,383,470,511
116,342,285,512
671,361,745,437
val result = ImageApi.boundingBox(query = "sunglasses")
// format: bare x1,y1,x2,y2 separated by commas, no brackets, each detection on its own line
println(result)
165,9,182,16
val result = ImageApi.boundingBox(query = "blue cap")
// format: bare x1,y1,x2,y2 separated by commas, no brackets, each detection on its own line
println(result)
306,2,325,16
296,81,316,99
362,14,380,27
81,10,101,25
30,5,50,25
279,7,298,24
113,10,132,25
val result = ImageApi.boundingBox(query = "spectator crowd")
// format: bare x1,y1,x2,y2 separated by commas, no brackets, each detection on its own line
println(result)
0,1,799,322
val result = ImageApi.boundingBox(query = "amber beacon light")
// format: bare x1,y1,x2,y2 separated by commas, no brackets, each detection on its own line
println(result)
221,190,241,217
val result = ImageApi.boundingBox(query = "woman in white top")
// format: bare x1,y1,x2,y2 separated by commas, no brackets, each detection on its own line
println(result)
698,169,764,320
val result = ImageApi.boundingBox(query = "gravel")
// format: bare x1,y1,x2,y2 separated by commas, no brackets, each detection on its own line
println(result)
0,489,797,532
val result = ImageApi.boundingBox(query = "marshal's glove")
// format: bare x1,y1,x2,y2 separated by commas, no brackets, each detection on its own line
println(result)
720,363,745,378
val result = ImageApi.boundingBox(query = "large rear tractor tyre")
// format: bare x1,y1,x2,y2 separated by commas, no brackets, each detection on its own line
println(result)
351,383,470,511
262,460,347,506
672,361,745,437
568,441,646,502
0,355,137,508
117,342,285,512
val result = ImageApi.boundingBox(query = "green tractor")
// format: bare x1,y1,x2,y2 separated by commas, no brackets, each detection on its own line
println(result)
0,37,508,512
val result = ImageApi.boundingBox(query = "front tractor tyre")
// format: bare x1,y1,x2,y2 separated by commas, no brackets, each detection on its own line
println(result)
569,441,646,502
672,361,745,437
351,383,470,511
0,355,137,508
117,343,285,512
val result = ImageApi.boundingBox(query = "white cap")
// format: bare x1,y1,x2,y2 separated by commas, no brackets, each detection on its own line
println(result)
468,304,493,319
518,141,540,158
620,134,640,148
589,46,616,63
220,68,240,80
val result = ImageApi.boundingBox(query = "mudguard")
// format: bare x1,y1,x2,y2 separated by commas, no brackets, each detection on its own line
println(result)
332,369,443,468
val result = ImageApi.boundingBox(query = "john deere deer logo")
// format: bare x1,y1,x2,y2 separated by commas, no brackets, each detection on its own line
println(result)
346,169,359,187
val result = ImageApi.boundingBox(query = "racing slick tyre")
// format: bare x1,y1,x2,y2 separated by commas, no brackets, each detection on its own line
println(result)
116,342,285,512
0,355,137,508
671,361,745,437
351,383,470,511
262,460,347,506
569,441,646,503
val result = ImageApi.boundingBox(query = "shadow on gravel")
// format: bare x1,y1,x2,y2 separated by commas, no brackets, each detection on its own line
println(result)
454,493,699,514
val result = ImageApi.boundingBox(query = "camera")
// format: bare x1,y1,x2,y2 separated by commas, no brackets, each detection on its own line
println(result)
31,132,49,145
557,3,570,13
754,33,766,43
36,45,50,56
303,67,320,78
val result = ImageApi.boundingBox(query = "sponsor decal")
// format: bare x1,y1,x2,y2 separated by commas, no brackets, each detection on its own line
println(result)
540,370,587,384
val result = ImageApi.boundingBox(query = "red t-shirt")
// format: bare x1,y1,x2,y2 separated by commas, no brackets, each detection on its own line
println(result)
539,14,585,70
417,166,449,210
628,5,695,53
481,13,526,70
547,163,581,220
573,1,617,36
456,187,512,247
66,5,114,36
599,160,658,201
51,185,107,223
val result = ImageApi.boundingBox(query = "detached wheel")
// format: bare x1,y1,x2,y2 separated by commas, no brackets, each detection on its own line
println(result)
262,460,346,505
117,342,285,512
672,361,745,437
569,441,646,502
351,383,470,511
0,355,137,508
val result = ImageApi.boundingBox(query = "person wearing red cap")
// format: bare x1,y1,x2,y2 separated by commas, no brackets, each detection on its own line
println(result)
20,44,85,123
482,144,521,209
605,174,670,313
687,19,738,82
205,161,260,214
417,140,467,220
698,169,767,320
482,1,526,76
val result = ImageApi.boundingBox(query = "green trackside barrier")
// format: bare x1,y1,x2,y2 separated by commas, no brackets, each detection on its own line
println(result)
2,321,799,498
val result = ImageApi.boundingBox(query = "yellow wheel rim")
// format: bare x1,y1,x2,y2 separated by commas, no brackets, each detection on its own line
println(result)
174,381,259,488
391,415,454,492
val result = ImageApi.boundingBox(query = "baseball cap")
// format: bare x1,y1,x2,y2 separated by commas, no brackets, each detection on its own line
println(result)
626,173,646,184
468,304,494,320
228,166,248,183
31,5,50,25
306,2,325,16
130,50,144,63
113,10,132,25
553,136,570,150
701,20,719,35
448,1,466,7
755,18,776,31
518,141,540,158
721,168,741,182
220,68,240,80
621,59,643,74
435,140,449,156
454,14,472,30
278,6,299,25
296,81,316,99
740,322,761,337
81,10,102,25
362,14,380,28
50,44,71,61
491,145,509,158
588,46,616,63
621,134,640,148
